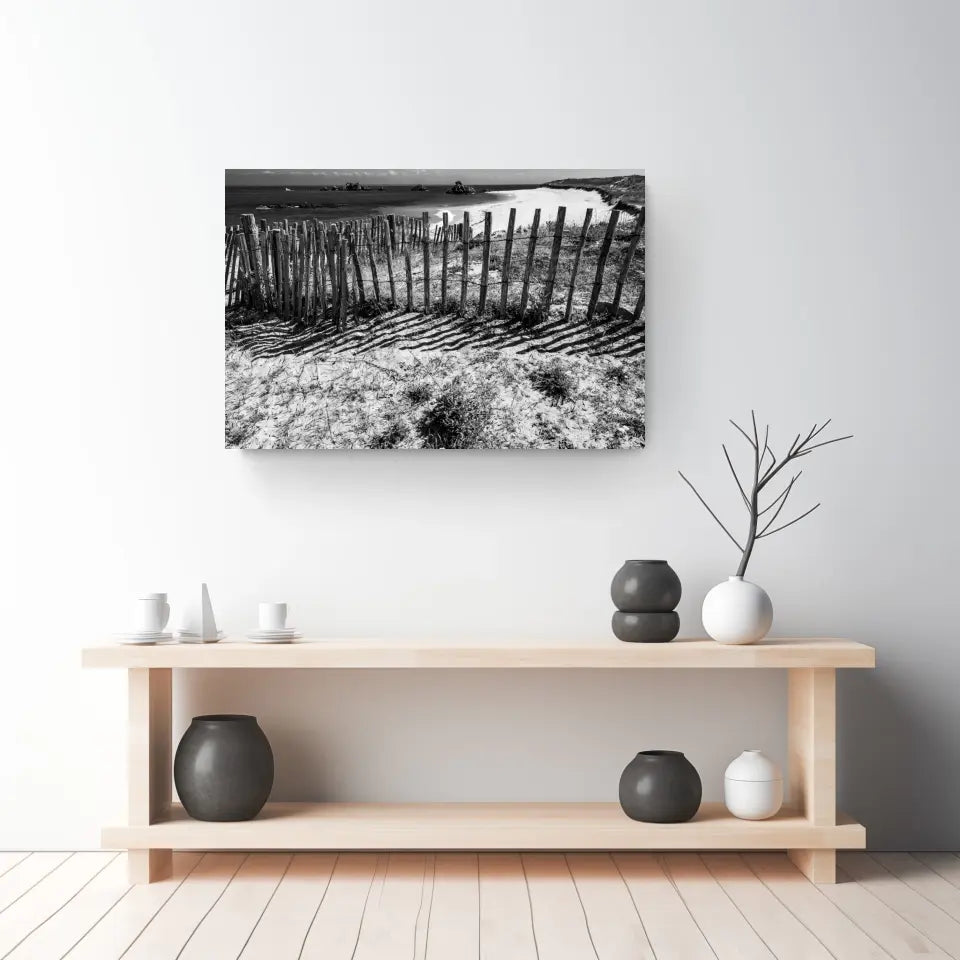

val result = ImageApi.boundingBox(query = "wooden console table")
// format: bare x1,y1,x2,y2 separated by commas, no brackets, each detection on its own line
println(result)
81,637,874,884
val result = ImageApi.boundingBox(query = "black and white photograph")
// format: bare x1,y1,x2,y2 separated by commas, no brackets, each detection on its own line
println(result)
225,169,645,449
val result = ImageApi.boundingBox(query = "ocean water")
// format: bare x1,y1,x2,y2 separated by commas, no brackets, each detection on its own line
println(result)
225,185,614,232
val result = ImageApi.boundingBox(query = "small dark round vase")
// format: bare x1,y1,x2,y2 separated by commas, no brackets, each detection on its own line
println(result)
612,610,680,643
611,560,682,613
618,750,702,823
174,715,274,822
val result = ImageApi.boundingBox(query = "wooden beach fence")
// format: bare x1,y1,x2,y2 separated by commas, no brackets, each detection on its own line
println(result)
225,204,644,328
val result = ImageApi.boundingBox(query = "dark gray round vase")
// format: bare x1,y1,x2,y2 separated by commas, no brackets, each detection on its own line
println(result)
612,610,680,643
174,715,274,822
611,560,682,613
618,750,702,823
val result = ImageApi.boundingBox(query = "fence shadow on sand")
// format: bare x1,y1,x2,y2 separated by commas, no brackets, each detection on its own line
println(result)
228,305,645,361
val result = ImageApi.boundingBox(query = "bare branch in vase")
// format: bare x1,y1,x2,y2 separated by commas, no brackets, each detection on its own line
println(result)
680,416,851,577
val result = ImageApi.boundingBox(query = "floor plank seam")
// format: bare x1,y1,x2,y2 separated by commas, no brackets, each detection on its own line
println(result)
518,855,541,960
410,854,431,960
609,853,658,959
172,853,248,960
419,854,438,960
657,854,721,960
236,853,292,960
347,853,381,960
0,857,30,883
917,855,960,890
295,852,338,960
563,854,601,960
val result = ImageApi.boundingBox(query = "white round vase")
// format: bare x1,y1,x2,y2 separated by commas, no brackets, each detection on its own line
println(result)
702,576,773,645
724,749,783,820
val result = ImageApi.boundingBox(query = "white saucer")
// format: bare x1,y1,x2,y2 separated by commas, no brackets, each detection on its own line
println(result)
176,631,226,643
247,632,301,643
115,632,173,645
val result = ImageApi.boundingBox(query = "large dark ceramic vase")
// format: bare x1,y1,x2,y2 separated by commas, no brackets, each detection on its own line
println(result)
174,715,274,822
618,749,702,823
610,560,682,642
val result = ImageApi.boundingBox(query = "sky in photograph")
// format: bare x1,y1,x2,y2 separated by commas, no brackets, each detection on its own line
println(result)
225,169,643,187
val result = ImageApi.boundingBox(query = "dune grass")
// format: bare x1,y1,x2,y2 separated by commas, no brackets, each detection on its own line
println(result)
225,341,644,449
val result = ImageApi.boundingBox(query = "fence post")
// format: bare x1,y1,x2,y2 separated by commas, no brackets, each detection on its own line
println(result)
499,208,517,318
610,209,644,317
404,245,413,313
518,208,541,319
348,230,366,307
400,217,406,253
440,212,449,311
587,209,620,321
279,231,291,318
421,211,431,312
364,227,381,305
240,214,264,308
271,230,283,315
297,227,307,320
478,211,492,315
350,270,359,319
541,206,566,319
317,227,328,321
288,229,300,321
225,231,238,306
564,209,593,324
387,214,396,253
299,223,309,319
460,212,470,313
338,239,348,331
385,238,397,307
326,227,339,312
259,230,272,310
305,225,315,320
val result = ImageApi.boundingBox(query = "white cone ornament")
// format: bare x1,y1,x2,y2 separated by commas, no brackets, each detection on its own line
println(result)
176,583,222,643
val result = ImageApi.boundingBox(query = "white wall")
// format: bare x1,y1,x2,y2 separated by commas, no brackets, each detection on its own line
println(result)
1,0,957,850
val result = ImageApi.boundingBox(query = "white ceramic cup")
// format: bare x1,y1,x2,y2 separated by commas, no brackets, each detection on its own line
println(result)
135,593,170,634
258,602,287,631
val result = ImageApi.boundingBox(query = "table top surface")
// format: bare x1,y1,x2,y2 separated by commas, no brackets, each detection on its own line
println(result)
82,636,875,669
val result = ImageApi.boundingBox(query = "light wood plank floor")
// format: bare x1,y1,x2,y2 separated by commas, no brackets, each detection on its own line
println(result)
1,851,958,959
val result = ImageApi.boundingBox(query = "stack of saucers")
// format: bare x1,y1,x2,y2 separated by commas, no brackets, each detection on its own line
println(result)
115,630,173,645
246,626,301,643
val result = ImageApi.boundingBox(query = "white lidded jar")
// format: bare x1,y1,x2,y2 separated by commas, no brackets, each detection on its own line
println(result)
723,749,783,820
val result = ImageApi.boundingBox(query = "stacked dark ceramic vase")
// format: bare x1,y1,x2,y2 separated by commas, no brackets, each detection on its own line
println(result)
610,560,681,643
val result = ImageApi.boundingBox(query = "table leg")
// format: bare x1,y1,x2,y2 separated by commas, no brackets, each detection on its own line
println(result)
127,667,173,883
787,666,836,883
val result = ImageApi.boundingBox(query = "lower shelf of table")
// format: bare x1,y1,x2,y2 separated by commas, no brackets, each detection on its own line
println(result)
104,802,865,851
